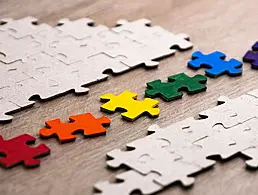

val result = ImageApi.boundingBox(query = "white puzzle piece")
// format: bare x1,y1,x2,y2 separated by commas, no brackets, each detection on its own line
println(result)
0,17,193,122
95,89,258,194
94,170,162,195
0,16,50,38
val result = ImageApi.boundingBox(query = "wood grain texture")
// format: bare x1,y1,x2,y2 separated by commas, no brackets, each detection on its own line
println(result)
0,0,258,194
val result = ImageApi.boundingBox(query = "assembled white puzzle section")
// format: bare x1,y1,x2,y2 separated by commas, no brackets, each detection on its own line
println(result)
94,88,258,195
0,16,193,122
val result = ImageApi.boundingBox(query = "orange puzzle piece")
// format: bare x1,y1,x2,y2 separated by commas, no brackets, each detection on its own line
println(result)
40,113,111,143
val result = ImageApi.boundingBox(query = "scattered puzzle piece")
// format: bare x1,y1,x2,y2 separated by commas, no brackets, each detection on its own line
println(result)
243,41,258,69
100,91,160,121
188,51,242,77
145,73,207,101
0,134,50,168
40,113,110,143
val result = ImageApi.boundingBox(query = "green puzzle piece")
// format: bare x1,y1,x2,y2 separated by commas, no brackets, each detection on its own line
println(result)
145,73,207,101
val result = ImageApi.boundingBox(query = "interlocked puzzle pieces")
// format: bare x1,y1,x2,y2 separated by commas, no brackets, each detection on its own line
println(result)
100,91,160,121
145,73,207,101
40,113,111,143
243,41,258,69
0,134,50,168
0,17,193,122
95,88,258,195
188,51,243,77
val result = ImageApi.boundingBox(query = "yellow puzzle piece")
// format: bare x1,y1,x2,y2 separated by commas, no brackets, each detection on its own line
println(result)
100,90,160,121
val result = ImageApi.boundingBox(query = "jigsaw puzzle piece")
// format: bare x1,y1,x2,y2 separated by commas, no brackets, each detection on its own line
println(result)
86,53,130,75
147,121,216,171
100,91,160,121
147,118,211,154
97,31,162,68
243,42,258,69
105,45,168,68
188,51,243,77
107,136,197,187
24,53,92,96
152,160,199,187
172,145,216,169
56,18,108,40
145,73,207,101
0,83,36,122
192,118,258,166
112,19,193,51
0,134,50,168
0,16,50,38
94,170,162,195
45,36,88,65
199,94,258,128
0,94,19,122
193,135,238,160
40,113,110,143
107,135,174,171
0,32,41,63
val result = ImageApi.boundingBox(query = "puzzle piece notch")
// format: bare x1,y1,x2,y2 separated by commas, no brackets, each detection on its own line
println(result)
0,134,50,168
243,41,258,69
188,51,243,77
40,113,110,143
145,73,207,101
100,91,160,121
94,170,162,195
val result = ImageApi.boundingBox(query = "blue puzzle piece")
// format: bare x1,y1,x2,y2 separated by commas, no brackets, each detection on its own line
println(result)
188,51,243,77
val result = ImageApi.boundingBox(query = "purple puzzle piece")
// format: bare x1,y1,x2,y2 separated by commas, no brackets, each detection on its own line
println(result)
252,42,258,50
243,41,258,69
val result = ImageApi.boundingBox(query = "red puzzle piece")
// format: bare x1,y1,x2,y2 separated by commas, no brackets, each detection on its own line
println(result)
40,113,111,143
0,134,50,168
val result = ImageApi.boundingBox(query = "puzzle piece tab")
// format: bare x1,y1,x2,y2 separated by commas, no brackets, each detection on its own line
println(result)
0,134,50,168
243,41,258,69
145,73,207,101
100,91,160,121
188,51,242,77
40,113,110,143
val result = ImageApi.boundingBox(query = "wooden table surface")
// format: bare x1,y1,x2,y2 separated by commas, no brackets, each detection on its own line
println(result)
1,0,258,194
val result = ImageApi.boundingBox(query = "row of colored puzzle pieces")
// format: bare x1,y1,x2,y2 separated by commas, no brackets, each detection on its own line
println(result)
1,41,258,168
0,71,207,168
